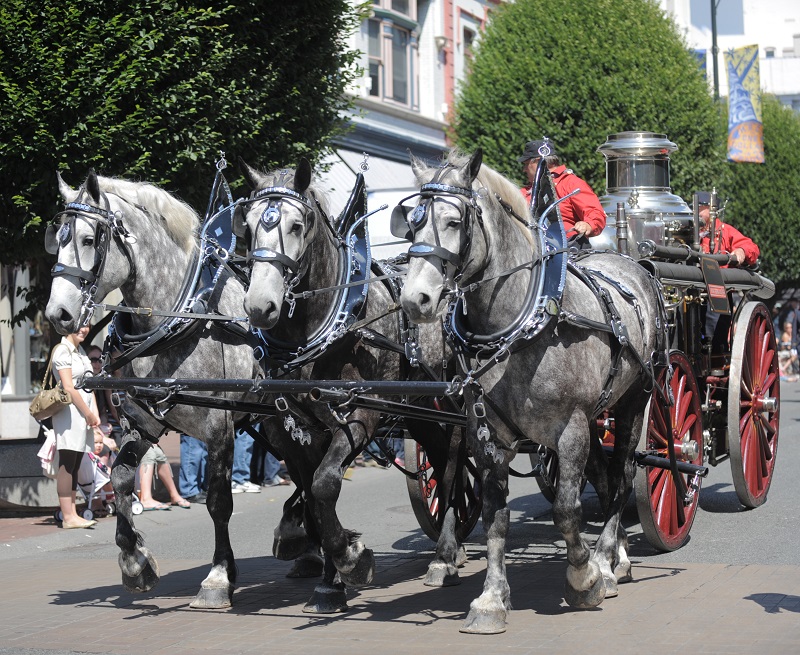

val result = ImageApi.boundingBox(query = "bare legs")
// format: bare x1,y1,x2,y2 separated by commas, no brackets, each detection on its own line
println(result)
139,461,188,508
57,449,95,528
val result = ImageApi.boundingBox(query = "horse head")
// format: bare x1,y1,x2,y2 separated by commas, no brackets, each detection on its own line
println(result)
397,149,488,323
45,170,198,334
237,158,328,329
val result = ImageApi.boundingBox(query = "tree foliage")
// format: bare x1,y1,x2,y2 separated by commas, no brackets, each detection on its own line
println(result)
721,96,800,288
0,0,364,278
453,0,726,201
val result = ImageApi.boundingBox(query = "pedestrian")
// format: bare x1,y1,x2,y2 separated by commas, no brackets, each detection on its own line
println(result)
517,138,607,248
231,426,262,493
51,325,100,529
250,429,290,487
179,434,208,503
138,442,192,509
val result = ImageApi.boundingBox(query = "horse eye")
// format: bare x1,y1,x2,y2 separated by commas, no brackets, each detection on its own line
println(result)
82,236,95,247
290,222,303,234
447,219,463,228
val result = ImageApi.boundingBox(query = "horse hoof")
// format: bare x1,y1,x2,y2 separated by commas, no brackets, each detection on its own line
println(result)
338,546,375,588
189,584,233,609
273,535,310,561
119,547,160,593
564,573,606,609
455,545,468,568
614,563,633,584
424,561,460,587
602,574,619,598
460,608,507,634
287,553,324,579
302,583,348,613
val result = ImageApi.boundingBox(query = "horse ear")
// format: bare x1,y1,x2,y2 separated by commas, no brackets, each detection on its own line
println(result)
409,152,426,181
467,149,483,184
56,171,79,203
239,157,262,190
86,169,101,203
294,158,312,194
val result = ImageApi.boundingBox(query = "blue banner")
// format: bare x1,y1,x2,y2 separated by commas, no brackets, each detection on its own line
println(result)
724,45,764,164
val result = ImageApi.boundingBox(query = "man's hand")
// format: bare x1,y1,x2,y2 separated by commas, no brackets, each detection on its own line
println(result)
572,221,593,236
731,248,746,265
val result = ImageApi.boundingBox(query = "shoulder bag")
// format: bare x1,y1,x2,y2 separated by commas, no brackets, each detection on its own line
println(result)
29,345,73,421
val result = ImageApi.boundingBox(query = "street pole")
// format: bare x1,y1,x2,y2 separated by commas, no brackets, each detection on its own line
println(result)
711,0,720,101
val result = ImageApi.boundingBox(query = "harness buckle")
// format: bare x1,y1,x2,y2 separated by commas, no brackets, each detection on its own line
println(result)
473,401,486,419
275,395,289,412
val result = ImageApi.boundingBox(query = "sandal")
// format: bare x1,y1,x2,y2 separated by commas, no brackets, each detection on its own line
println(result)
171,498,191,509
141,503,171,511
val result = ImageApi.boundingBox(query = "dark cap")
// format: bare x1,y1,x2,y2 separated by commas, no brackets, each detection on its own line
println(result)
694,191,711,206
518,139,557,163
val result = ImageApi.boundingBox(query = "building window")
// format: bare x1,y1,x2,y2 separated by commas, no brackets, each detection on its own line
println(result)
391,0,409,15
368,19,381,97
373,0,415,20
391,27,409,104
463,27,476,60
765,47,776,58
366,13,415,109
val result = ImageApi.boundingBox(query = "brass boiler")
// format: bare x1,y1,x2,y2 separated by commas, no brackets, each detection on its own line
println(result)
590,131,694,256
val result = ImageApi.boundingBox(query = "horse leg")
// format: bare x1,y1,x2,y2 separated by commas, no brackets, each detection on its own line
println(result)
424,506,461,586
112,430,160,593
273,487,312,560
310,421,375,588
283,486,324,579
556,413,606,609
303,552,347,613
591,402,644,596
461,449,511,634
190,419,236,609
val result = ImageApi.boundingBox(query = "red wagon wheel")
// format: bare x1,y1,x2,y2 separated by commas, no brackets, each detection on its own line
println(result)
728,301,780,508
635,350,704,551
405,437,482,542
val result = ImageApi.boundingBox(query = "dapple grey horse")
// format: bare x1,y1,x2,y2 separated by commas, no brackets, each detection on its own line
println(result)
399,149,666,633
238,159,473,612
44,171,318,609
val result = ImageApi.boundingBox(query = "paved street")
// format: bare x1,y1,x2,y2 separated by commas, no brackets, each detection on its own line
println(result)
1,384,799,654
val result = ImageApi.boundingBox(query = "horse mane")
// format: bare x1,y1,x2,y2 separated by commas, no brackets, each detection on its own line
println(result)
420,149,534,246
97,176,200,253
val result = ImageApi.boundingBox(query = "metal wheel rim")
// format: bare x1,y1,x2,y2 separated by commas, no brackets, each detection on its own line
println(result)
728,301,780,508
635,351,703,551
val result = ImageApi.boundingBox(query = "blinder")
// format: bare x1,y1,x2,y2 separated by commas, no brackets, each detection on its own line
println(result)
45,222,71,255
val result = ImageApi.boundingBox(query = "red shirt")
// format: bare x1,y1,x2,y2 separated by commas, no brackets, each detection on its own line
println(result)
521,165,607,237
700,219,760,267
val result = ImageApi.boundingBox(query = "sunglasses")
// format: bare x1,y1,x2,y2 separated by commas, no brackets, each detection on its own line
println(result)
89,356,102,363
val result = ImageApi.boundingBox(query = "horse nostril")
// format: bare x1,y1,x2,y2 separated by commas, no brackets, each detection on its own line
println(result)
419,293,431,308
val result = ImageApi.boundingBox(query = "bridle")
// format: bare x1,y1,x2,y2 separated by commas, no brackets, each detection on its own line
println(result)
391,164,484,291
47,189,138,327
234,182,332,318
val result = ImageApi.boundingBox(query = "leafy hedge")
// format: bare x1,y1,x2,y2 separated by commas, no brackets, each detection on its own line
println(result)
0,0,363,274
453,0,726,207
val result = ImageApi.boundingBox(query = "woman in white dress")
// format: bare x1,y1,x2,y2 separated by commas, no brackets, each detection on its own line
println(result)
52,325,101,528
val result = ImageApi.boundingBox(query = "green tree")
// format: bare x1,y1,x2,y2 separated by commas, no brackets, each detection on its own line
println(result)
722,96,800,288
0,0,365,320
452,0,726,200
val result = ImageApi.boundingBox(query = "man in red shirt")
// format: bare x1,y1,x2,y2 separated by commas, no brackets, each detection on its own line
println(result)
695,191,759,267
518,139,607,243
